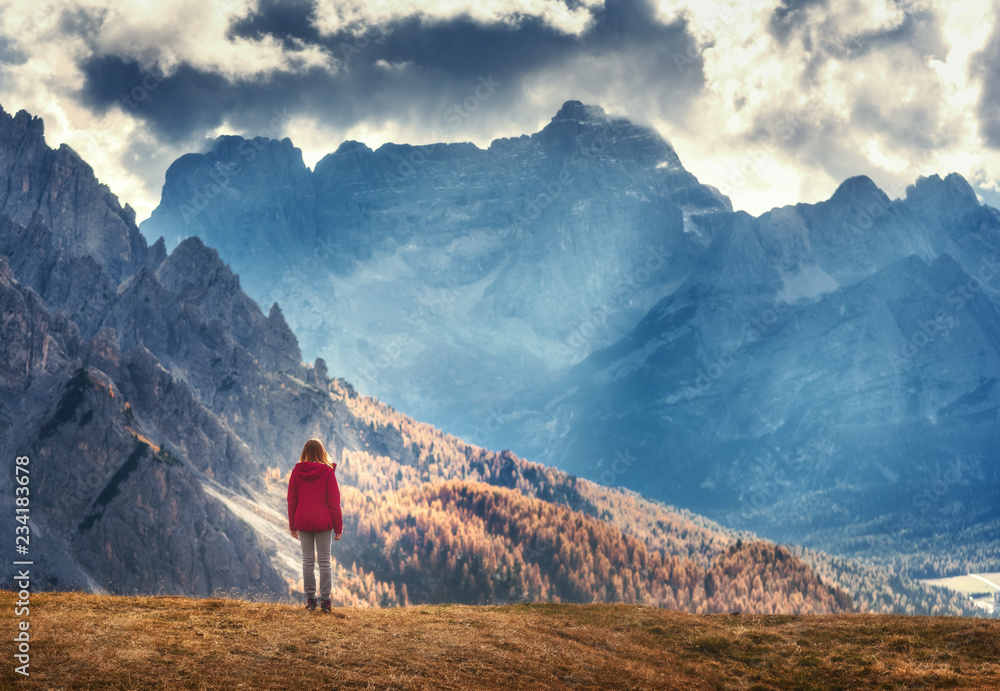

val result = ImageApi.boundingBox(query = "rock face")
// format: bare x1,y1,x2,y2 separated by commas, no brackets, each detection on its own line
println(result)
2,102,864,614
0,255,285,595
510,174,1000,556
0,105,316,596
141,100,999,563
141,101,732,435
0,109,146,281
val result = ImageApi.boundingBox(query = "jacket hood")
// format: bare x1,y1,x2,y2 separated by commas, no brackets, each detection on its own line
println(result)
292,461,335,481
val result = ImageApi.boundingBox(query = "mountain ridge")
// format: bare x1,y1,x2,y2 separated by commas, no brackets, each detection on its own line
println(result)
511,180,1000,572
140,100,732,432
6,101,941,615
138,99,1000,579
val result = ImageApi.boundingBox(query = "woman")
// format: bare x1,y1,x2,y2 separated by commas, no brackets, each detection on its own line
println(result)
287,438,343,613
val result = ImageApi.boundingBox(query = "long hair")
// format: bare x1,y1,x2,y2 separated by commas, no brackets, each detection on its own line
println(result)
299,438,332,466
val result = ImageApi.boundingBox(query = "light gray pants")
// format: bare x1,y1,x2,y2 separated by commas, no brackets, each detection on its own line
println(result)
298,530,332,599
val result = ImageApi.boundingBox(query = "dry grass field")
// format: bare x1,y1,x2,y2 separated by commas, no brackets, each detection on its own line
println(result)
2,591,998,690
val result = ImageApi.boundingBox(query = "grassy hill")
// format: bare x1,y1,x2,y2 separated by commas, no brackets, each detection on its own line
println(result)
3,592,998,690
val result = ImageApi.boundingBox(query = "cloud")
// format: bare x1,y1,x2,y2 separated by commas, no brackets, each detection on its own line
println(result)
67,0,706,192
0,34,28,65
748,6,950,161
643,0,999,213
104,0,703,144
309,0,608,37
62,0,334,79
0,0,997,222
769,0,830,43
972,3,1000,149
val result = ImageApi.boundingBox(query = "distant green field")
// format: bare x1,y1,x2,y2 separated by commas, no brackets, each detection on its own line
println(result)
921,573,1000,596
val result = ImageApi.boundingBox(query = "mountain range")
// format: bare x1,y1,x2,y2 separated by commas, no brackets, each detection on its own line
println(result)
5,102,959,615
141,101,1000,573
514,172,1000,554
140,101,731,443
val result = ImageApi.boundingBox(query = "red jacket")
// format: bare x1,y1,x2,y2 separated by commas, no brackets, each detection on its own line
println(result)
287,462,343,534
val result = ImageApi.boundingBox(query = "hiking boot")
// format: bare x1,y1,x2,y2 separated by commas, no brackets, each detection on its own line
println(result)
305,597,317,611
321,598,332,613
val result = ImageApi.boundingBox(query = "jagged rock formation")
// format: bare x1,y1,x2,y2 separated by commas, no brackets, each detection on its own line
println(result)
0,255,283,595
509,173,1000,565
0,106,311,595
141,100,732,434
0,102,984,614
141,99,1000,571
0,109,146,281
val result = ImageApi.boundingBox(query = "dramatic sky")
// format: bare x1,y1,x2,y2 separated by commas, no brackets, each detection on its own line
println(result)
1,0,998,220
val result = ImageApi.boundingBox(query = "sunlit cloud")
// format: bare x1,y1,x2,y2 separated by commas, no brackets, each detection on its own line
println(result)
311,0,607,37
0,0,996,221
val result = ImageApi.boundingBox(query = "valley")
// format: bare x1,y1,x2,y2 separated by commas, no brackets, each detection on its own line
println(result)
0,100,994,619
139,102,1000,579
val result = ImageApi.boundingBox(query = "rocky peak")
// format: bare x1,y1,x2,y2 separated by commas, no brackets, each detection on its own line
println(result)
157,236,240,299
551,100,607,124
159,134,311,197
146,237,167,270
537,100,613,145
311,357,329,389
313,140,374,176
153,236,304,374
827,175,889,208
333,140,373,156
5,107,46,141
905,173,979,206
145,130,318,260
208,134,306,168
261,302,303,373
267,302,295,340
0,104,147,282
902,173,982,236
536,100,681,171
809,175,897,244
